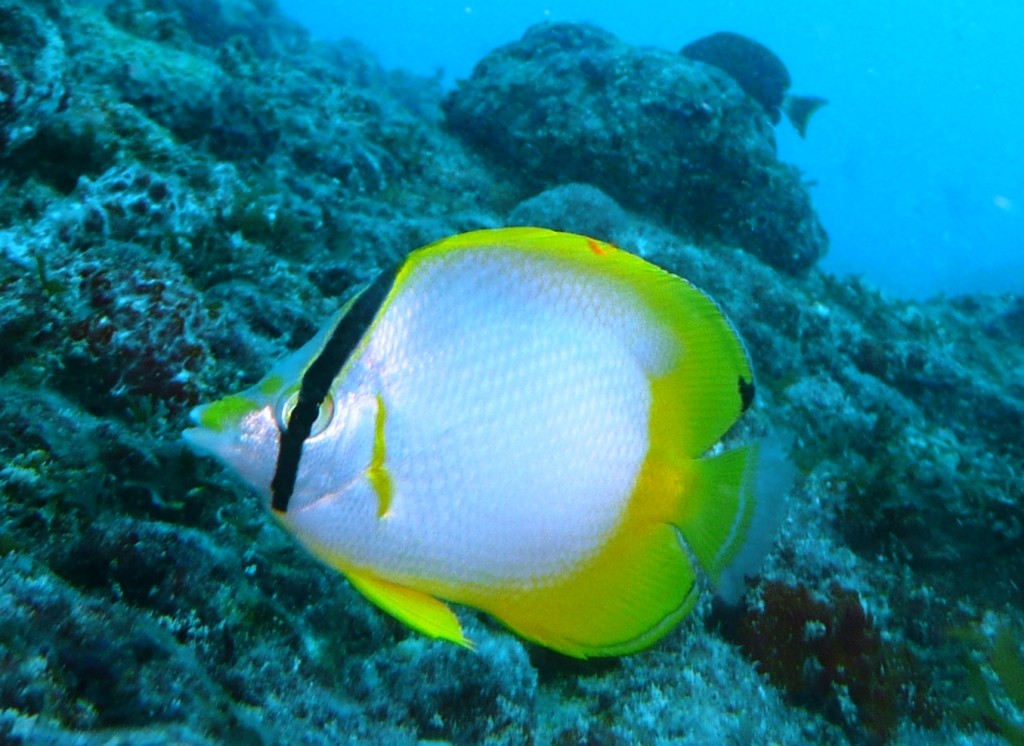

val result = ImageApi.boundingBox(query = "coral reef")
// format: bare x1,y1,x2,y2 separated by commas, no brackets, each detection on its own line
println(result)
0,1,68,158
507,183,629,242
0,1,1021,744
444,23,828,275
961,613,1024,745
719,581,935,742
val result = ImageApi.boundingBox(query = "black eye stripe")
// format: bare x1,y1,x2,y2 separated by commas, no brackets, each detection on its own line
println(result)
270,263,400,513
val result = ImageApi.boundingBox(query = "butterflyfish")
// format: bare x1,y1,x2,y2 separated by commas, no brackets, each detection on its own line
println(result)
184,227,785,658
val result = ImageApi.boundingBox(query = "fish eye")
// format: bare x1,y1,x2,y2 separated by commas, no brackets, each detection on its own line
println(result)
275,392,298,433
275,392,335,437
311,394,335,436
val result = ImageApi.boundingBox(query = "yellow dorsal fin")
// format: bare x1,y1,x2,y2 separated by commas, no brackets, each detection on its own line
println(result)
408,227,754,456
345,568,473,649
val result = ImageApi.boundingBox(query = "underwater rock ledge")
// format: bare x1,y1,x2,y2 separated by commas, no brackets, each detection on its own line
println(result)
443,22,828,276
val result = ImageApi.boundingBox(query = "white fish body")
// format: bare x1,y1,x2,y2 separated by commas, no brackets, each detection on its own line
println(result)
184,228,780,657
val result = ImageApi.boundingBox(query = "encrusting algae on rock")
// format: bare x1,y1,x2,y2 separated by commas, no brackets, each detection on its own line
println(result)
185,227,788,657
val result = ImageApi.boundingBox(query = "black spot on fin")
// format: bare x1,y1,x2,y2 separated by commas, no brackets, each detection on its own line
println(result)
738,376,755,413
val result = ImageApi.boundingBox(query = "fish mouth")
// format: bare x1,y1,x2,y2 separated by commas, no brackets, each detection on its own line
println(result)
182,424,217,458
185,403,204,427
181,404,217,457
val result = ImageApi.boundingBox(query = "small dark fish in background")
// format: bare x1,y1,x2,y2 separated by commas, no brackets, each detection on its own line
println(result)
680,31,827,137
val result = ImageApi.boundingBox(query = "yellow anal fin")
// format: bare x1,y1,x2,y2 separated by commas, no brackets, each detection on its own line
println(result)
485,521,699,659
480,442,779,657
345,568,473,649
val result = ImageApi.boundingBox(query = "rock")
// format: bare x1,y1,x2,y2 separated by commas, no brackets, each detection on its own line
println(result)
508,183,628,240
444,22,828,274
0,1,67,158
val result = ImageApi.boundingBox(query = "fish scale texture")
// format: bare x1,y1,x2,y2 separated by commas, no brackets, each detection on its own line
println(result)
291,247,656,587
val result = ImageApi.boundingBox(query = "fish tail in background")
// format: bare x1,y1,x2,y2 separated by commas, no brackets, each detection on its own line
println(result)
783,94,829,138
677,435,792,603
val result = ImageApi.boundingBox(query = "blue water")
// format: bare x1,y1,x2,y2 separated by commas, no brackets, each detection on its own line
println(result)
279,0,1023,299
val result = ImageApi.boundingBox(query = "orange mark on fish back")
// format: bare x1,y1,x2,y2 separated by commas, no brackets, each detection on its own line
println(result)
587,238,606,256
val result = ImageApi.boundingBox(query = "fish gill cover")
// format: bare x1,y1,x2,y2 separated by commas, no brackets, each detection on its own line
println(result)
0,1,1021,745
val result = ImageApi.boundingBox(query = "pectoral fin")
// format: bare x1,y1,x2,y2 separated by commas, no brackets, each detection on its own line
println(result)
345,568,473,649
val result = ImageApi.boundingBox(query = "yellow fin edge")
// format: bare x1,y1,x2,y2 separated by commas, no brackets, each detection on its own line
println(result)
345,568,473,649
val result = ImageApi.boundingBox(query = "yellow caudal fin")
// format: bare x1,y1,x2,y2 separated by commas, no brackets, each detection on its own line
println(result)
677,436,792,603
345,568,473,649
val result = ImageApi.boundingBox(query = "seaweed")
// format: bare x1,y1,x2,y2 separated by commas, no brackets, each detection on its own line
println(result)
960,615,1024,744
720,581,936,742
